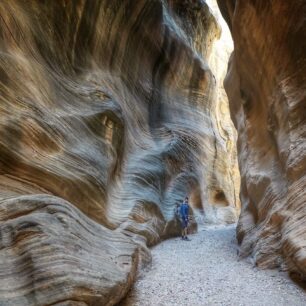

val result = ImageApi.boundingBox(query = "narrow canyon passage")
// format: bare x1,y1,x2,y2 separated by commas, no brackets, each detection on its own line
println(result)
0,1,305,305
121,225,306,306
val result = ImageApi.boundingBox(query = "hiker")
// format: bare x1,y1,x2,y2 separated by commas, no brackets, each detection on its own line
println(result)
180,196,190,240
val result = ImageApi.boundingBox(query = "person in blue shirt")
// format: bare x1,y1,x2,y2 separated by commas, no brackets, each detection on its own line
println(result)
180,196,190,240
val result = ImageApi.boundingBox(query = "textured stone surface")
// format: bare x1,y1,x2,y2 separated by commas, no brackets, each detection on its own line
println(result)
0,1,239,304
0,195,138,305
218,0,306,276
122,225,306,306
207,0,240,223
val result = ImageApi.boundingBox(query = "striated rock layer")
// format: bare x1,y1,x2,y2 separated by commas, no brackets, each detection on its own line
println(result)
218,0,306,276
0,1,239,304
207,0,240,223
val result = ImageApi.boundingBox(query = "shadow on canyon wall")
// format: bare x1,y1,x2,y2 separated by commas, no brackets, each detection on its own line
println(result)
218,0,306,281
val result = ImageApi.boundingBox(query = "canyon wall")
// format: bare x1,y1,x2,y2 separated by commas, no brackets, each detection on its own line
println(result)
207,0,240,223
0,1,239,304
218,0,306,277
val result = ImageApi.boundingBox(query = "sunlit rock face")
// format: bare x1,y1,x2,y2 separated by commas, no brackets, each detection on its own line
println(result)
207,0,240,223
0,0,239,304
218,0,306,276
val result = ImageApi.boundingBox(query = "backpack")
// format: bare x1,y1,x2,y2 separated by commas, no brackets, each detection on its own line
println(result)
175,204,182,219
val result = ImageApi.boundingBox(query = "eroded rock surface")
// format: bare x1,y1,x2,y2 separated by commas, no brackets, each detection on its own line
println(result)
0,1,239,304
218,0,306,276
207,0,240,223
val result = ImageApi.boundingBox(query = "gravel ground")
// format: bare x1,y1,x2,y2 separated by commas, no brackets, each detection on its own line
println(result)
121,224,306,306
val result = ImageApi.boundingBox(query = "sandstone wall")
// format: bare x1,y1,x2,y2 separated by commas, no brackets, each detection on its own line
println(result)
218,0,306,277
207,0,240,223
0,1,239,304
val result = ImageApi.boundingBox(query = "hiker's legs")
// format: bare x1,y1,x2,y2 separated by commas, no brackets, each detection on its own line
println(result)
181,218,186,238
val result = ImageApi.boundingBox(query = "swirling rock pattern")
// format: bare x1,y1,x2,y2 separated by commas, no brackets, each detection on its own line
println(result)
1,195,138,305
218,0,306,276
0,1,239,304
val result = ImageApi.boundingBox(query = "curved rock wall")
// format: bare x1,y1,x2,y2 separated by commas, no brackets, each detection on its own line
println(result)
0,1,239,304
218,0,306,276
207,0,240,223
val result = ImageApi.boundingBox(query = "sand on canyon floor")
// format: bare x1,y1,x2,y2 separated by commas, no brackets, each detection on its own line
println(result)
120,224,306,306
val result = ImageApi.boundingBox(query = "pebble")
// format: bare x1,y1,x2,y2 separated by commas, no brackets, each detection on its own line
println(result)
121,224,306,306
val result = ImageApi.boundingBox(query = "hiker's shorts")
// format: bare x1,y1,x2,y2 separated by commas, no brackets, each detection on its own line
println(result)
181,218,188,229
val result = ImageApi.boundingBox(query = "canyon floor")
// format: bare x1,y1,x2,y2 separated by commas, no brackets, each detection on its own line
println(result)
121,224,306,306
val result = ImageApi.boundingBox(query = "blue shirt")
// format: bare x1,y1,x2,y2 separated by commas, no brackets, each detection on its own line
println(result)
180,203,189,219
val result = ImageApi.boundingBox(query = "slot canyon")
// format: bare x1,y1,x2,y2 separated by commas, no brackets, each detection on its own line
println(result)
0,0,305,305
